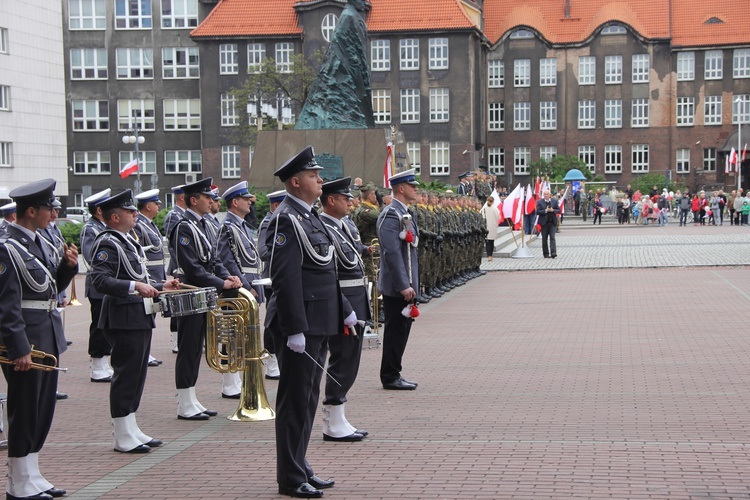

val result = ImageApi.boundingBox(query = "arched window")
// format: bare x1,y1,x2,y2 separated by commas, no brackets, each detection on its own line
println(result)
509,29,534,39
322,13,338,42
601,24,627,35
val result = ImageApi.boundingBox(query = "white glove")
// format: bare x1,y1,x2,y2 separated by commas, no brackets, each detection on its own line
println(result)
286,333,305,353
344,311,358,327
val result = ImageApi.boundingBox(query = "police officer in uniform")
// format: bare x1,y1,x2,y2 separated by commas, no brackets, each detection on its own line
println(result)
163,185,186,353
90,191,181,454
0,178,78,500
0,202,16,237
377,169,420,391
319,177,370,443
81,189,115,382
170,178,242,420
216,181,264,399
266,146,351,498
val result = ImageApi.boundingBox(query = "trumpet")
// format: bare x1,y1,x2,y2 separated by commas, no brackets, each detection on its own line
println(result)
0,345,67,372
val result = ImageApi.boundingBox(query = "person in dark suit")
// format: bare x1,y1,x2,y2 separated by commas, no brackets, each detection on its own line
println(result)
216,181,264,398
90,190,180,454
163,185,186,354
265,146,351,498
170,178,242,420
319,177,371,442
535,189,559,259
377,169,420,391
0,178,78,500
81,189,115,382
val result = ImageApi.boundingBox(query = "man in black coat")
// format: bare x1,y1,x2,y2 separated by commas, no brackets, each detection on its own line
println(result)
0,178,78,500
90,190,180,454
536,189,560,259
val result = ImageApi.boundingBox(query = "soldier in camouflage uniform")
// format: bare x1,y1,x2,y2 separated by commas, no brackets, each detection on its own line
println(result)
350,183,380,282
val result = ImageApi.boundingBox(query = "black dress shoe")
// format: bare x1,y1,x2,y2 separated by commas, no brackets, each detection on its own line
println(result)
399,377,418,387
382,379,417,390
278,482,323,498
144,438,162,447
44,488,66,498
222,393,241,399
323,432,364,442
90,376,112,383
114,444,150,454
265,374,280,380
6,493,53,500
355,429,369,437
202,409,218,417
55,392,68,400
147,359,160,367
177,413,209,421
551,254,557,259
307,475,334,489
66,340,73,346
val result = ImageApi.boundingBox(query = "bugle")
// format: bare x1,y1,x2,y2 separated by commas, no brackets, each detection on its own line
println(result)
66,277,82,306
0,345,67,372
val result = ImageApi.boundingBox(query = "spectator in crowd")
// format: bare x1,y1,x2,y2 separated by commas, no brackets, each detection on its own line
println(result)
479,196,500,262
691,194,701,226
718,190,726,225
733,190,744,226
708,192,721,226
657,195,670,226
621,196,630,224
678,191,691,226
728,190,738,225
698,191,708,225
742,196,750,226
592,195,603,225
616,197,624,224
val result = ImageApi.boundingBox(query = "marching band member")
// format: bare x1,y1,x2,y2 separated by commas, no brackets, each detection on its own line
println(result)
0,179,78,500
0,202,16,237
81,189,115,383
216,181,264,399
163,185,186,354
170,178,241,420
90,190,180,454
319,177,370,442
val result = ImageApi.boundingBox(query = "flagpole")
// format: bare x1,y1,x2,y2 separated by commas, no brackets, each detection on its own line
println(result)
506,219,519,247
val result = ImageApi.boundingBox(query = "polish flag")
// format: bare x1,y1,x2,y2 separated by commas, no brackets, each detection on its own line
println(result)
502,184,522,229
730,147,738,167
524,184,536,215
534,176,541,198
119,158,138,179
743,143,748,162
725,154,732,174
383,142,393,188
558,186,569,216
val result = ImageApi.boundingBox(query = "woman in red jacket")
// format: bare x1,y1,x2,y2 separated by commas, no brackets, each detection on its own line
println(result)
691,194,700,226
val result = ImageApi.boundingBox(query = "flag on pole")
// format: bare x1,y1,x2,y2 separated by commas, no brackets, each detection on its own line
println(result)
730,147,738,168
383,141,394,188
743,143,748,162
534,176,541,198
524,184,536,215
558,186,569,215
119,158,138,179
725,154,732,174
502,184,522,229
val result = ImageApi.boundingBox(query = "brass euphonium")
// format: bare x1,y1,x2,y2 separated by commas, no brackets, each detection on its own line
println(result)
205,287,275,421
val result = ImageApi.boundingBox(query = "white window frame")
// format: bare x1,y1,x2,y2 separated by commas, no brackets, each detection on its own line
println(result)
514,59,530,87
222,145,242,179
116,48,154,79
604,145,622,173
400,39,419,70
164,150,202,173
73,151,111,174
632,54,650,83
162,47,199,79
0,142,11,167
219,44,238,75
514,147,530,175
117,99,155,131
163,98,201,130
488,102,504,131
371,40,390,71
72,100,109,131
513,102,531,131
428,38,449,70
677,52,695,81
676,97,695,126
704,95,722,125
161,0,198,29
372,89,391,124
510,29,534,39
488,60,504,88
275,42,293,73
70,48,107,79
631,98,649,128
322,14,338,43
400,88,420,123
578,100,595,129
539,101,557,130
247,44,265,74
429,141,450,176
69,0,106,30
114,0,153,29
540,146,557,161
429,88,449,123
0,85,9,111
221,93,238,126
703,148,717,171
733,49,750,79
601,24,627,35
733,95,750,124
604,99,622,128
631,144,649,173
539,58,557,86
604,55,623,84
704,50,723,80
676,148,690,173
578,145,595,173
407,142,421,174
488,147,505,175
119,150,156,174
579,56,595,85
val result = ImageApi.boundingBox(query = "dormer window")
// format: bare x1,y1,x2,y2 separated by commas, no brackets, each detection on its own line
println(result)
322,13,338,42
509,29,534,39
601,24,627,35
705,17,724,24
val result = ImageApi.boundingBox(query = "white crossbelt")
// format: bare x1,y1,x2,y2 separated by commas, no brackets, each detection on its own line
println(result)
241,266,260,274
147,259,165,266
339,277,367,288
21,299,58,312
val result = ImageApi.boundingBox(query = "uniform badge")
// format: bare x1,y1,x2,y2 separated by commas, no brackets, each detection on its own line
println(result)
179,236,190,246
96,251,108,261
0,262,6,275
275,233,287,246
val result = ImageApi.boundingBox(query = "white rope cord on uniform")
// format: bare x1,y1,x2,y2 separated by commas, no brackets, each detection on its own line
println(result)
137,219,163,252
225,223,259,265
5,239,56,294
92,233,148,282
288,213,334,266
324,222,363,271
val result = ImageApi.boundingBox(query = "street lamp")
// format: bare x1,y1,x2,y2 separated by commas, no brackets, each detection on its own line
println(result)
276,88,284,130
735,96,746,191
122,122,145,194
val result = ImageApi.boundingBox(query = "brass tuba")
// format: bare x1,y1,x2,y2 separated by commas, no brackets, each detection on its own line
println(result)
205,287,275,422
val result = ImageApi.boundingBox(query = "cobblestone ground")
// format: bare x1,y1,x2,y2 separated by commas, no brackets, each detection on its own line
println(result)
3,223,750,499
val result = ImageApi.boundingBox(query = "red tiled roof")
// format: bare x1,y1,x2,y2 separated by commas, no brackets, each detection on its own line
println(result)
366,0,478,33
671,1,748,48
191,0,302,38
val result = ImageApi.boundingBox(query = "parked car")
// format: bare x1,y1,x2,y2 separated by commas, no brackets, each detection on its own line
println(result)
65,206,89,223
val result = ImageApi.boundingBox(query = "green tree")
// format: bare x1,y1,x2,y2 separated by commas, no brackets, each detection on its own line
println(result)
529,155,591,182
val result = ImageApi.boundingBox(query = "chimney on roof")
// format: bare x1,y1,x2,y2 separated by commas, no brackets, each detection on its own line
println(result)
564,0,570,19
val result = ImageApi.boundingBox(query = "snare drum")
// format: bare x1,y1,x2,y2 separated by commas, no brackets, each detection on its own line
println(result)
159,288,218,317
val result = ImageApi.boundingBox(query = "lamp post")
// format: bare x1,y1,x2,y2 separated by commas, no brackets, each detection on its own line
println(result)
735,96,745,192
276,88,283,130
256,82,262,131
122,122,145,194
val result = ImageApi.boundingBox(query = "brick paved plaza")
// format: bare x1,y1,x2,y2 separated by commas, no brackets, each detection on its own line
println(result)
3,223,750,499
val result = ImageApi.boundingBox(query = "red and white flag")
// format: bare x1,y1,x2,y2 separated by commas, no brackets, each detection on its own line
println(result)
558,186,569,215
383,142,393,188
534,176,541,198
730,147,738,168
524,184,536,215
119,158,138,179
502,184,522,229
725,154,732,174
743,143,748,162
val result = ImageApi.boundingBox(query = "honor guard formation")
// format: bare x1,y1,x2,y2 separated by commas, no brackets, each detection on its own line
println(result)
0,146,489,499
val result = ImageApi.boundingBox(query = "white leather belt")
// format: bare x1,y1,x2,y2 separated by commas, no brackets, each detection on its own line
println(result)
339,277,367,288
147,259,165,266
21,299,58,312
241,266,260,274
